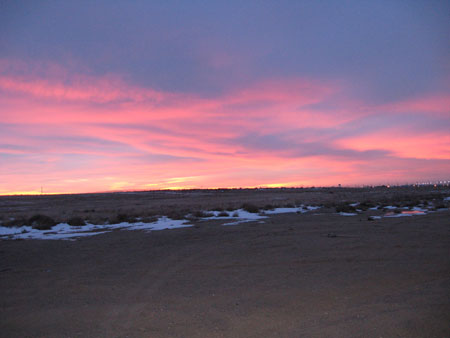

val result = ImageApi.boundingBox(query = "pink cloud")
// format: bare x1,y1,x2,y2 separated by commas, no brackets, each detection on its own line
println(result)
1,60,449,194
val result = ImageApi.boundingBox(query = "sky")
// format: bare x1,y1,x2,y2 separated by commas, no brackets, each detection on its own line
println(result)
0,0,449,194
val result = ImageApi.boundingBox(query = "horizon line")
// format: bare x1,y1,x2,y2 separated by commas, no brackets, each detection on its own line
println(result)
1,181,449,197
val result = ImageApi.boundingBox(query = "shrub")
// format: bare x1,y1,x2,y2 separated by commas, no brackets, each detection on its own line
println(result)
166,211,186,220
112,213,137,224
242,203,259,213
193,211,214,218
263,204,275,210
28,214,57,230
2,217,27,228
141,216,159,223
218,211,229,217
360,201,375,208
405,200,420,208
67,216,86,226
86,216,108,225
335,204,357,213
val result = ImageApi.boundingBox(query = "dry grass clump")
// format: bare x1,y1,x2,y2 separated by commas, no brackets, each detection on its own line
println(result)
111,213,138,224
193,210,214,218
166,211,187,220
335,203,357,213
84,215,109,225
403,200,421,208
1,217,27,228
358,201,376,210
140,216,159,223
28,214,57,230
67,216,86,226
242,203,259,213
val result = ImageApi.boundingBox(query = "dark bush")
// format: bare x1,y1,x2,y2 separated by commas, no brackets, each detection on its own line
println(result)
112,213,138,224
2,217,27,228
193,211,214,218
28,214,57,230
242,203,259,213
335,204,357,213
218,211,229,217
263,204,275,210
67,216,86,226
405,200,420,208
360,201,375,208
166,211,186,220
141,216,159,223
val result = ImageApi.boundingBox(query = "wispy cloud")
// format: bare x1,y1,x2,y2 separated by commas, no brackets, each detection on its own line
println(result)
1,59,449,193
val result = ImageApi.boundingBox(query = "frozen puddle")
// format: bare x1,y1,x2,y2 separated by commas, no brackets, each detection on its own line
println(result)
0,217,192,240
264,205,320,214
384,210,427,217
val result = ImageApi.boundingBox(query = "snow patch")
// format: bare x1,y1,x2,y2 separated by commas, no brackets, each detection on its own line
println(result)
0,217,192,240
339,212,357,216
218,205,320,225
221,209,267,225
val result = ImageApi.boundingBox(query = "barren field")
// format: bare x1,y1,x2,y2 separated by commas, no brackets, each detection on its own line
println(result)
1,187,449,337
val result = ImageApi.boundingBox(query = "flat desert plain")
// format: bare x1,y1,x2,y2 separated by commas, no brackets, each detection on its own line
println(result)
0,187,449,337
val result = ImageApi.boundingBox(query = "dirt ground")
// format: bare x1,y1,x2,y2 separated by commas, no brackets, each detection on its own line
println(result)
0,189,449,337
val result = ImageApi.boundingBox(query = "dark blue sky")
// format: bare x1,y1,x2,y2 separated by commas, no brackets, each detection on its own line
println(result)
1,0,449,100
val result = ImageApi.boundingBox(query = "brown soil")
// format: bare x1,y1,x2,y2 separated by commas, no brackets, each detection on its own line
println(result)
1,197,449,337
